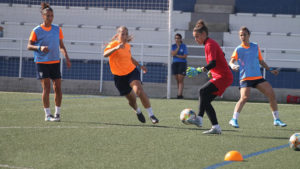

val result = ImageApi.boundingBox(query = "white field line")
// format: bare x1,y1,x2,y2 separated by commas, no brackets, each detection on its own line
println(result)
0,126,109,129
0,164,34,169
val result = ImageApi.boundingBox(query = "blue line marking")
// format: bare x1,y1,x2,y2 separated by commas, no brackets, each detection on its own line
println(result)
204,144,289,169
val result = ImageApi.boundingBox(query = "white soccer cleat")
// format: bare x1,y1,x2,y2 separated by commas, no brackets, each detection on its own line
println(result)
45,115,60,122
203,127,222,134
187,116,202,127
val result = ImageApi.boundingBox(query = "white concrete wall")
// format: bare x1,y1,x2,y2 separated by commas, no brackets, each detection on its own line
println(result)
229,13,300,34
0,3,191,30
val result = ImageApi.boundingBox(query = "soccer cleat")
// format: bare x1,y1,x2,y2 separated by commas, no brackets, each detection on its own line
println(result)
273,119,287,127
54,114,61,122
136,112,146,123
229,118,239,128
187,116,202,127
203,127,222,134
150,115,159,124
177,95,184,99
45,115,56,122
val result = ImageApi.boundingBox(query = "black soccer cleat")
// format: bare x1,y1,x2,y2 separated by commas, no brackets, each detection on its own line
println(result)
136,112,146,123
150,115,159,124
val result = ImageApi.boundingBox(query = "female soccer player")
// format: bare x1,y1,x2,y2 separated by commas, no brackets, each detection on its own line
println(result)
171,33,188,99
187,20,233,134
228,26,286,128
27,2,71,122
103,26,159,124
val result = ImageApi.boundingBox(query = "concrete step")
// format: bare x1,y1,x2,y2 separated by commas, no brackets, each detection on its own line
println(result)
196,0,236,6
184,31,224,41
186,57,207,67
190,12,230,24
183,38,223,46
189,22,229,32
186,47,205,57
194,4,234,13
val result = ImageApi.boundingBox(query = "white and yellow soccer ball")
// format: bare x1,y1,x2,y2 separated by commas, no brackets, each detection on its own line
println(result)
180,108,196,125
289,133,300,151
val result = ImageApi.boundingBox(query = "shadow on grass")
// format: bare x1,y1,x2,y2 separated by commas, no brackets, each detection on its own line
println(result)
61,120,216,131
228,134,289,140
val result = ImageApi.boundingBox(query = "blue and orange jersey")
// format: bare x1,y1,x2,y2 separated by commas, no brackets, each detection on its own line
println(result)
104,40,136,76
29,24,63,64
171,43,188,63
231,42,263,81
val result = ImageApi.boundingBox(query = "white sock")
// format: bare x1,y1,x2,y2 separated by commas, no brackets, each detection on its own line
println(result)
44,108,51,116
233,112,240,120
272,111,279,120
212,124,220,129
135,108,142,114
146,107,154,117
55,106,61,116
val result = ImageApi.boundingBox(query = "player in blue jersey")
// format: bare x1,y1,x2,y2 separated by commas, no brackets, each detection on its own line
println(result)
27,2,71,122
171,33,188,99
228,26,286,128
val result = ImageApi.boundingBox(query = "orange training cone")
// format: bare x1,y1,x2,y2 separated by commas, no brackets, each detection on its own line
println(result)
224,150,243,161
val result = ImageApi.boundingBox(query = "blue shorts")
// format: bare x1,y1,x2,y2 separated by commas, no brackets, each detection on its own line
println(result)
114,68,141,96
36,63,61,80
172,62,187,75
240,78,266,88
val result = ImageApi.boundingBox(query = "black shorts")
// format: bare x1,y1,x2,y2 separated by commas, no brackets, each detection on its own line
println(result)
172,62,187,75
240,78,266,88
36,63,61,80
114,68,141,96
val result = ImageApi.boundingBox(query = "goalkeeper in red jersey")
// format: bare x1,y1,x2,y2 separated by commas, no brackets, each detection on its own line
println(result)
187,20,233,134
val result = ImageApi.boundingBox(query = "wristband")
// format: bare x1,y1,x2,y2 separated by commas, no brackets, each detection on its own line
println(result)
37,45,41,52
269,68,274,71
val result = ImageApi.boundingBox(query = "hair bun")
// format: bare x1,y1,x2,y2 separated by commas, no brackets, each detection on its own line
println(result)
41,2,50,10
195,19,205,28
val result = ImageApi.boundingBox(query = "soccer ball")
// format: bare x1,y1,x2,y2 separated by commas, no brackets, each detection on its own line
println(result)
289,133,300,151
180,108,196,125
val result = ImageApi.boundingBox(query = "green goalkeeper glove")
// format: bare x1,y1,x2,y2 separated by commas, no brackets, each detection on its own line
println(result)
186,66,202,77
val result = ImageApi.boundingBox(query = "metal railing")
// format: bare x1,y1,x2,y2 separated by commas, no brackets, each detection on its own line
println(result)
1,37,300,94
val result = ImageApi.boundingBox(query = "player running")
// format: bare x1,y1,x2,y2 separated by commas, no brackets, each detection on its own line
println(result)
27,2,71,122
187,20,233,134
103,26,159,124
228,26,287,128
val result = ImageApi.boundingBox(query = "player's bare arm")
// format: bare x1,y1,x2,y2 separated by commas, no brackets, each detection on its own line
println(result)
27,40,49,53
59,39,71,69
103,43,124,57
259,60,279,75
229,58,239,71
131,57,147,73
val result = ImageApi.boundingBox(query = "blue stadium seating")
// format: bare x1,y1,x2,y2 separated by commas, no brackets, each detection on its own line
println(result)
235,0,300,15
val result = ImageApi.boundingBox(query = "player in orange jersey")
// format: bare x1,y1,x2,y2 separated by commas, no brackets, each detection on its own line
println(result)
104,26,159,124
